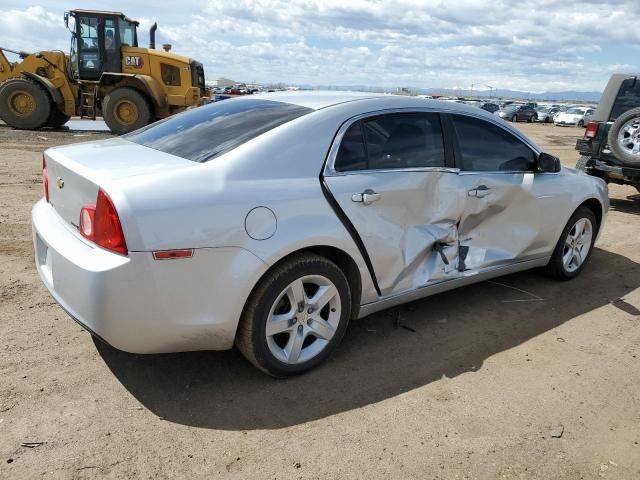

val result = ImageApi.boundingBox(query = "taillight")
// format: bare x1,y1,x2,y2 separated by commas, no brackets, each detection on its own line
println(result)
43,156,49,202
584,121,599,139
78,189,128,255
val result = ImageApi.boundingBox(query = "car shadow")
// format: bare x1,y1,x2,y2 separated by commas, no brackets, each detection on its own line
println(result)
609,195,640,216
96,247,639,430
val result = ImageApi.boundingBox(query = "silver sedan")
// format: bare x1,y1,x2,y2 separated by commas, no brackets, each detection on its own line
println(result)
33,92,609,377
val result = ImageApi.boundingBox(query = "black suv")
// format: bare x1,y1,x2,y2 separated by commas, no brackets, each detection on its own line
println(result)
575,74,640,192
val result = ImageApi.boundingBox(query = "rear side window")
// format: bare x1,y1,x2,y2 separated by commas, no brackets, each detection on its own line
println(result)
610,78,640,121
126,99,312,162
451,115,536,171
334,113,445,172
160,63,181,86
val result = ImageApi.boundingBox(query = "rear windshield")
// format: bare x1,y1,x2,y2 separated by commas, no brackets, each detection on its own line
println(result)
125,99,313,162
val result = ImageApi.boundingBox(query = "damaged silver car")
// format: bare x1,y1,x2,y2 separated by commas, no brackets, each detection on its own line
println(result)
33,92,609,377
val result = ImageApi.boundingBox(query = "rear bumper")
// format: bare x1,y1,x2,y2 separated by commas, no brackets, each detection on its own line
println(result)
577,157,640,186
32,199,268,353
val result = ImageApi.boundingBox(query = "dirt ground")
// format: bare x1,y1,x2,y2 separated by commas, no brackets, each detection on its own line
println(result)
0,120,639,480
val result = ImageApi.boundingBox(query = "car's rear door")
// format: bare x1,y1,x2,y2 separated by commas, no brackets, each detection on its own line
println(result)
323,112,466,296
448,113,560,271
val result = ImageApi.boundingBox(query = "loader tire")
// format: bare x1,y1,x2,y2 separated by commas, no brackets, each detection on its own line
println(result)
0,77,52,130
103,88,151,135
45,109,70,129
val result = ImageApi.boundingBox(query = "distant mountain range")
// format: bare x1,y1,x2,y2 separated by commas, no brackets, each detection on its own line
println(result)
418,87,601,102
295,84,602,102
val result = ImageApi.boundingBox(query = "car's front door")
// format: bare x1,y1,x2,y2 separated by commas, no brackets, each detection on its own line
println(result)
324,112,466,296
449,113,560,271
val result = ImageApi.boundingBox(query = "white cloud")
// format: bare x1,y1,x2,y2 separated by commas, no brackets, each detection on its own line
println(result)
1,1,639,92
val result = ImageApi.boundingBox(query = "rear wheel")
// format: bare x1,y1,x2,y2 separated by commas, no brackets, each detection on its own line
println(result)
511,115,517,122
236,253,352,377
577,120,584,128
0,77,52,129
103,87,151,135
545,207,597,280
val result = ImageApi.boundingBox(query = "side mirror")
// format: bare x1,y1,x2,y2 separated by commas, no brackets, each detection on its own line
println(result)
537,152,561,173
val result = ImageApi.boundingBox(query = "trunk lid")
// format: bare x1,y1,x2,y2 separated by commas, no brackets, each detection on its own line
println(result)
45,138,197,228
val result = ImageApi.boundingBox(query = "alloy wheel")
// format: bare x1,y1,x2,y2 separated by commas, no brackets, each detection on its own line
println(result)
265,275,341,365
562,217,593,273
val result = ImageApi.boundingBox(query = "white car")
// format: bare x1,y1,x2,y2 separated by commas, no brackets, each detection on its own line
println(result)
33,92,609,376
555,107,595,127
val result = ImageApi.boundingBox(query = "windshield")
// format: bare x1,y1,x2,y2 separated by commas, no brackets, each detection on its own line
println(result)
537,107,551,113
565,107,585,114
125,99,313,163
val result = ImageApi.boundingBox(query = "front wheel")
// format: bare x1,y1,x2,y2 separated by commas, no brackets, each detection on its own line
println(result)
511,115,518,122
236,253,352,377
545,207,597,280
0,77,52,129
577,120,584,128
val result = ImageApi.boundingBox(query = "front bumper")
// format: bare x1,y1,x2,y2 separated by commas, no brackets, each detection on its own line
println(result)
32,200,268,353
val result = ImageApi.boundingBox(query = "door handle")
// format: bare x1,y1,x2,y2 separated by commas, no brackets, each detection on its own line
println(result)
351,189,382,205
468,185,491,198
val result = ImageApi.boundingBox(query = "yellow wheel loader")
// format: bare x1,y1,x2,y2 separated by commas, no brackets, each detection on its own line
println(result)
0,9,209,134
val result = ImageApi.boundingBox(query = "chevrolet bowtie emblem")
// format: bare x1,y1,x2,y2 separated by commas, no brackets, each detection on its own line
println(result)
56,177,64,189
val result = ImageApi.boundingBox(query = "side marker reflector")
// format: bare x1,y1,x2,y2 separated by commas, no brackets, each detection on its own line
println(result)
152,249,194,260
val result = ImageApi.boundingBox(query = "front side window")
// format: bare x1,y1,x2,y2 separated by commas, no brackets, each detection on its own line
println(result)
79,16,98,49
126,99,312,163
334,113,445,172
610,78,640,121
451,115,536,171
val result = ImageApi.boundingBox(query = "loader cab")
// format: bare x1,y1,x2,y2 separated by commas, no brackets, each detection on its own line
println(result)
66,10,139,80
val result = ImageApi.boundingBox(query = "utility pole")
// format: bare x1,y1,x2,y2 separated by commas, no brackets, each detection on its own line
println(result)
486,85,494,98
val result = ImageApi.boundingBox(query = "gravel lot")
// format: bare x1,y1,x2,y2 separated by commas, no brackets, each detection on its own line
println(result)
0,120,639,479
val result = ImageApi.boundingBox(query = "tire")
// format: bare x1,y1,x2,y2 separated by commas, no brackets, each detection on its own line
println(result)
511,115,517,122
608,107,640,165
545,206,597,280
102,87,151,135
0,77,52,130
577,120,584,128
44,108,70,129
236,253,352,377
575,156,591,172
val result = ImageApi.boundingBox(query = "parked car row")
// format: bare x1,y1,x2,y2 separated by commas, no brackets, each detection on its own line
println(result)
212,84,262,95
452,98,595,126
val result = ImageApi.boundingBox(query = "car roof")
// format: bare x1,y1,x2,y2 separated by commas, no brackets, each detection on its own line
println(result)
253,90,496,118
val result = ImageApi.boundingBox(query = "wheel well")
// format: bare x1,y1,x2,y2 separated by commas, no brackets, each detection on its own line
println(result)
98,79,154,115
256,246,363,320
579,198,603,233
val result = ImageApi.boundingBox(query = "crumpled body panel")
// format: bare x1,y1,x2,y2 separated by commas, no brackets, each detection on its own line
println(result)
325,169,559,298
324,170,465,295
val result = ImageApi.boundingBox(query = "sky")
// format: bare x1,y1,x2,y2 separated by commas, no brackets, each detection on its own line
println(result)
1,0,639,93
